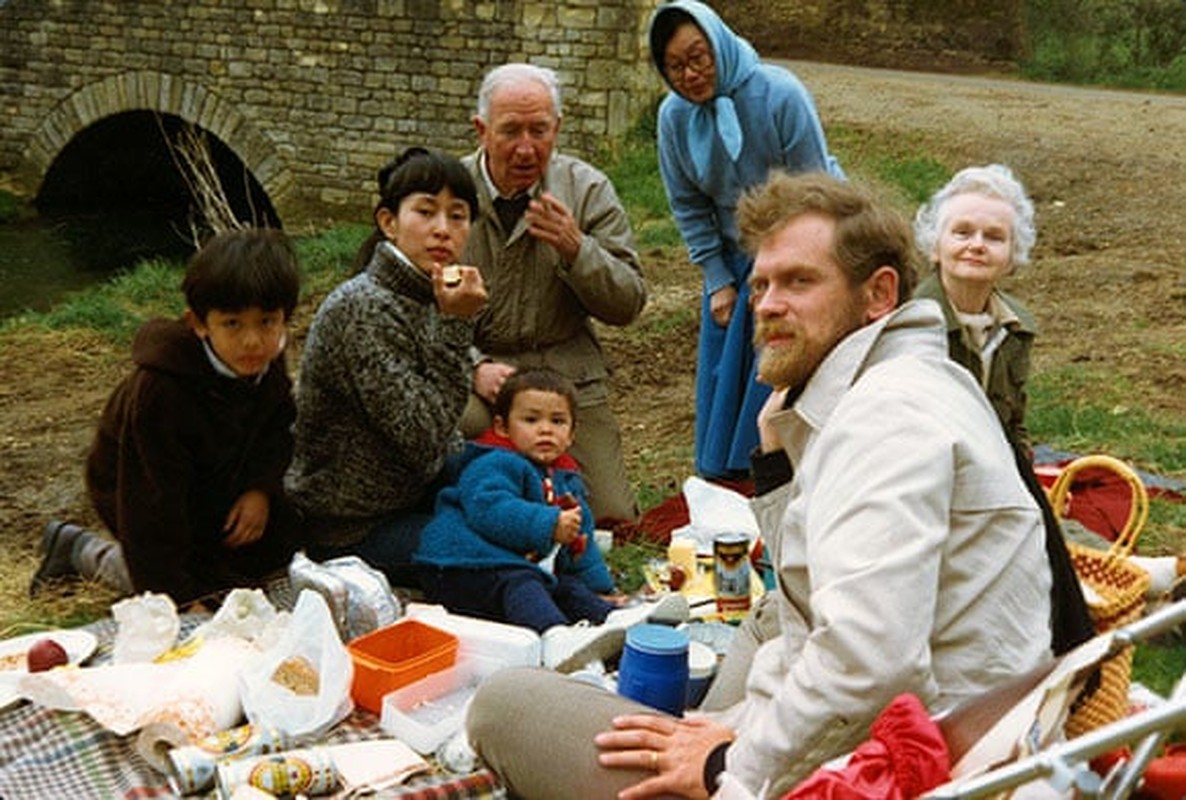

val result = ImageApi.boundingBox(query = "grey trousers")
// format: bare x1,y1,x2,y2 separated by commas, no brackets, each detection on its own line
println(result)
466,667,676,800
76,530,134,593
461,394,638,522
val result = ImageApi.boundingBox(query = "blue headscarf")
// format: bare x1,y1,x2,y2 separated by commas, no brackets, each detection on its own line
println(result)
648,0,759,180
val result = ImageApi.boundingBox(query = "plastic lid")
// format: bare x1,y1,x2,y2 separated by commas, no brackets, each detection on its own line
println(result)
625,624,689,656
687,640,717,679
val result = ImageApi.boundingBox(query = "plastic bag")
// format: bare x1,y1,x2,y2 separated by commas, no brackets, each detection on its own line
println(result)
191,587,280,645
111,591,181,664
240,589,354,740
670,476,759,555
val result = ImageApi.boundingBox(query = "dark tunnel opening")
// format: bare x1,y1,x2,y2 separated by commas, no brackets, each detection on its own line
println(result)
34,111,280,274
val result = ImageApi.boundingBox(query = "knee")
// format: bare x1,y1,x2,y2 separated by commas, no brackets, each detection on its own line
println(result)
466,667,538,745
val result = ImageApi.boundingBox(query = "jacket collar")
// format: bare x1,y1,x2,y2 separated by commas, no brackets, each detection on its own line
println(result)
367,240,434,305
915,273,1038,336
770,300,949,463
472,427,581,472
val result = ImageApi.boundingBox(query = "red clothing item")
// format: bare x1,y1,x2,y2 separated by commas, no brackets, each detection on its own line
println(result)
782,694,950,800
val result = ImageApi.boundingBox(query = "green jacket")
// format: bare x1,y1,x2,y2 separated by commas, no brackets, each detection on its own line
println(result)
914,274,1037,451
460,151,646,408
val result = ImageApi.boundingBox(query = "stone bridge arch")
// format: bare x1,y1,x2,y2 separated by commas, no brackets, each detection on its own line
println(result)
25,70,295,225
0,0,665,230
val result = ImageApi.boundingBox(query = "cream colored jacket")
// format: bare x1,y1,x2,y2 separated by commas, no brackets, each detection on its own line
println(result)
722,300,1052,796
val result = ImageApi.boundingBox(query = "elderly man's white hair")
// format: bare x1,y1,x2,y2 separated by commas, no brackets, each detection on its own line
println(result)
914,163,1037,270
476,63,563,121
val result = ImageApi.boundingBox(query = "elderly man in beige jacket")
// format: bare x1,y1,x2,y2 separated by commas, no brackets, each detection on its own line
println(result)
459,62,647,523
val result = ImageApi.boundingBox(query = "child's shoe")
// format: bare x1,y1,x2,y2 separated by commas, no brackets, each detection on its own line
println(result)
542,621,627,674
29,520,83,596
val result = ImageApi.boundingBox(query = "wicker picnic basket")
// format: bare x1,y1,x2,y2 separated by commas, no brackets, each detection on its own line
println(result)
1048,455,1151,738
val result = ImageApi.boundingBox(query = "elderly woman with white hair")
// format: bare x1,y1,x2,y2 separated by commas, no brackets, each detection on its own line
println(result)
915,165,1095,659
914,163,1039,453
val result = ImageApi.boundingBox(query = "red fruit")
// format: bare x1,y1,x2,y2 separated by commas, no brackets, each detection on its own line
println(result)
570,533,587,557
668,565,687,591
27,638,69,672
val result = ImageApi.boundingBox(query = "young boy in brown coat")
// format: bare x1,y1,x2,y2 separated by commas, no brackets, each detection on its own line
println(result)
31,228,302,610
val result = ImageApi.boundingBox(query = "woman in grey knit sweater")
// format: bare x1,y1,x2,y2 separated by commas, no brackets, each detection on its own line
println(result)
287,148,487,587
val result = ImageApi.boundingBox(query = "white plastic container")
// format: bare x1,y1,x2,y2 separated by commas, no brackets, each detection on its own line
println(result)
379,656,499,754
403,603,541,667
685,640,717,709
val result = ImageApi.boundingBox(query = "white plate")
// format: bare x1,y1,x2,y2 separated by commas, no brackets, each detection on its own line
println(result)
0,629,98,710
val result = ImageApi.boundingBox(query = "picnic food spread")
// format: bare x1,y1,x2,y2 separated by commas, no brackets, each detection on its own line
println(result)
0,542,721,798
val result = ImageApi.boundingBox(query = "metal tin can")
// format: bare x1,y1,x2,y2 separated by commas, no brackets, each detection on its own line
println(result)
713,533,752,616
214,747,339,799
167,724,291,795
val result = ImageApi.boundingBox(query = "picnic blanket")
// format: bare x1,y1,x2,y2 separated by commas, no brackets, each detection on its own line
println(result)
1033,445,1186,547
0,614,505,800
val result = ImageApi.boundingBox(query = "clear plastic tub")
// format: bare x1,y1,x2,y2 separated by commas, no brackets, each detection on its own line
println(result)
379,656,500,754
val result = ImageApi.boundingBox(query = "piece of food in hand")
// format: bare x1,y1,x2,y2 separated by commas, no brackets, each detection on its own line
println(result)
668,565,687,591
569,533,587,557
556,493,579,510
441,265,463,287
271,655,320,696
27,638,69,672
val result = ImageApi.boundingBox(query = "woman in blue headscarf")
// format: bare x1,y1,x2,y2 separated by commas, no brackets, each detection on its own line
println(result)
648,0,844,479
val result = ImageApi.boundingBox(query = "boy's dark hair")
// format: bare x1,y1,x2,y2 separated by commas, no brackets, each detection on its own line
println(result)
493,368,579,424
182,228,301,321
353,146,480,271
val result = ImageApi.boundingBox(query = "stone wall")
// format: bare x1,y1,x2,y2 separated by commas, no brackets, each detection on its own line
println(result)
0,0,662,228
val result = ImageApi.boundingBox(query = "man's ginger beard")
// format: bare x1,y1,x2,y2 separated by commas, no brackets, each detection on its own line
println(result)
753,300,866,390
754,319,819,390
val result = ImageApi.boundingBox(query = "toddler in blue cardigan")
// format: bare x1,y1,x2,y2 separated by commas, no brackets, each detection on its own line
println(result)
415,368,684,671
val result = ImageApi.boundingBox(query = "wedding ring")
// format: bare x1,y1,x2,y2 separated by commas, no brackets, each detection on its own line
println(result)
650,750,659,770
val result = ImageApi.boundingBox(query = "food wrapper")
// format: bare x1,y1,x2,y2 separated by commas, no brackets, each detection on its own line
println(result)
18,590,288,772
111,592,180,664
289,551,400,641
19,634,262,769
668,476,759,556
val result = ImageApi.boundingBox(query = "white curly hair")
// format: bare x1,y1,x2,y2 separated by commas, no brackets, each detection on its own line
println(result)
914,163,1036,270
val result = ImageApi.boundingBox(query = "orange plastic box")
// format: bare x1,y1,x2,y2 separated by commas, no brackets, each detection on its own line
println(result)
346,618,459,714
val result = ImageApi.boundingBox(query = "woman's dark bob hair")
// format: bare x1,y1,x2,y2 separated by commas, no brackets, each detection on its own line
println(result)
353,146,479,270
377,146,479,221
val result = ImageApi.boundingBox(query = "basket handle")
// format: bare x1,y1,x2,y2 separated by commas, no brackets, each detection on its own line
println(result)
1047,455,1148,558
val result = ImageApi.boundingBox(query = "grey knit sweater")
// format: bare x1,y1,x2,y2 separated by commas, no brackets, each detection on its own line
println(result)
287,242,474,546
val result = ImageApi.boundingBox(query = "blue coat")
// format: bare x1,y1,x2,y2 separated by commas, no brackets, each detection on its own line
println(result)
413,433,615,593
648,0,844,477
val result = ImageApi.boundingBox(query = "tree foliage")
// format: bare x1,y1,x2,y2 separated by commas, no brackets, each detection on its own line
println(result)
1024,0,1186,87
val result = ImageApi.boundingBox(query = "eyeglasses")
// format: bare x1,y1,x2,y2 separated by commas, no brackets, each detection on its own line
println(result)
664,49,713,80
